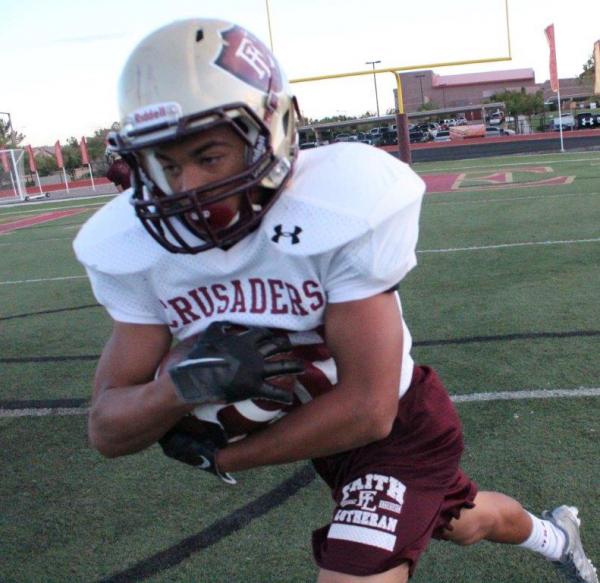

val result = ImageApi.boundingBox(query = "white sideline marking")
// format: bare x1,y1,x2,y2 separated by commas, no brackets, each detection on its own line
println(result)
2,236,598,284
0,275,87,285
0,201,106,216
2,388,598,418
418,238,600,254
0,193,115,210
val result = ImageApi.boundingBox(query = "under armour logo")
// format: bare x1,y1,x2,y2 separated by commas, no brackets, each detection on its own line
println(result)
272,224,302,244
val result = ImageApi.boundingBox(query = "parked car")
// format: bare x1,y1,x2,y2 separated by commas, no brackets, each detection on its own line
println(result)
485,126,504,137
299,141,318,149
552,115,575,131
334,134,358,142
369,127,388,137
433,130,451,142
428,122,440,136
487,112,504,125
379,128,398,146
409,130,427,143
415,123,436,139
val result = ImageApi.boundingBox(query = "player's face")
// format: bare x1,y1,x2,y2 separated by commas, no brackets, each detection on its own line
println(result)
153,125,248,225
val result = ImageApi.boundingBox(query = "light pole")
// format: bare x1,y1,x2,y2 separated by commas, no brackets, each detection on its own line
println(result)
415,74,427,107
365,60,381,117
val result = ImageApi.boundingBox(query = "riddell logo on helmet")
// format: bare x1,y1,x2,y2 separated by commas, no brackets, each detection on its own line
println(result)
134,107,168,124
128,102,183,129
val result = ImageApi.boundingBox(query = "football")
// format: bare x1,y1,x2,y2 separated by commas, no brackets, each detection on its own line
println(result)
158,329,336,442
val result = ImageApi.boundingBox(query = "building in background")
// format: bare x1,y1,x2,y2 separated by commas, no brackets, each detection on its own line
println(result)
399,68,596,113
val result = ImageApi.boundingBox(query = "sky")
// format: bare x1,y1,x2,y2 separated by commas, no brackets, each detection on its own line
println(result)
1,0,598,146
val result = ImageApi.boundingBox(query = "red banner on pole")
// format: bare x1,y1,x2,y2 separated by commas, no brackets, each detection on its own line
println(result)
54,140,64,169
0,150,9,173
594,40,600,95
80,136,90,165
26,144,37,173
545,24,560,93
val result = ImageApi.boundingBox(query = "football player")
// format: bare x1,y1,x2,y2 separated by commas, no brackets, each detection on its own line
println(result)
105,147,131,192
74,19,597,583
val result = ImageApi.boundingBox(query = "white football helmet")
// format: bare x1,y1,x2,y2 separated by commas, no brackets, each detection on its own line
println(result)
108,18,298,253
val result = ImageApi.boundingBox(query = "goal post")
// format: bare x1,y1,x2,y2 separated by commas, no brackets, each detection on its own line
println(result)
0,149,27,202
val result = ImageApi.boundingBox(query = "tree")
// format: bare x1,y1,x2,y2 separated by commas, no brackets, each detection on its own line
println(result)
35,154,58,177
0,119,25,148
86,127,111,163
418,102,439,112
579,52,595,83
313,114,353,124
489,89,544,133
62,137,83,180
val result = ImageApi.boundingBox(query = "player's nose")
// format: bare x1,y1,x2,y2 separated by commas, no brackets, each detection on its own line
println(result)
180,163,207,192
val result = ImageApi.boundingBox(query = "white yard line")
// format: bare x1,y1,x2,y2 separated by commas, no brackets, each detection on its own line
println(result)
426,191,600,206
2,237,598,285
3,387,598,418
1,407,90,418
0,275,87,285
418,238,600,254
453,387,600,403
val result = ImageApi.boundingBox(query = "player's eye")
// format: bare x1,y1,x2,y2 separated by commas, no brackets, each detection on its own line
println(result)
161,163,181,177
196,153,225,166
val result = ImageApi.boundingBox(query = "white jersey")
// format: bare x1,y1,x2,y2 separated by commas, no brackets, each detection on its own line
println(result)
74,143,425,396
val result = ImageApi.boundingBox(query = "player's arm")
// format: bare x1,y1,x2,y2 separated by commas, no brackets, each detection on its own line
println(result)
88,321,195,458
216,290,403,472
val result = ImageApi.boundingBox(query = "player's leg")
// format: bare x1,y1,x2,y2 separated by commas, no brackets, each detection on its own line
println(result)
443,492,598,583
317,563,409,583
442,490,531,545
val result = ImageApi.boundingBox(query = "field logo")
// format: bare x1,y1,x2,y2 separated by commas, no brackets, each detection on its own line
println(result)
454,166,575,191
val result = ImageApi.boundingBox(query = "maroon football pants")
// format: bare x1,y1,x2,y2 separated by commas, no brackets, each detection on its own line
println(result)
311,366,477,577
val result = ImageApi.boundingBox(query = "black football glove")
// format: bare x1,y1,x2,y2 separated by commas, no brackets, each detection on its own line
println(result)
169,321,304,405
159,423,236,484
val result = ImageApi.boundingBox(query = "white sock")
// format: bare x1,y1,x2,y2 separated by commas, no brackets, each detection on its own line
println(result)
519,512,566,561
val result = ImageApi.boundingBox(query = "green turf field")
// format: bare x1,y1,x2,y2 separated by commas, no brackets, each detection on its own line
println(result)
1,151,599,582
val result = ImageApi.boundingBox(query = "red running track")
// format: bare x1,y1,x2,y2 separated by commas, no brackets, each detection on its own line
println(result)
0,208,89,235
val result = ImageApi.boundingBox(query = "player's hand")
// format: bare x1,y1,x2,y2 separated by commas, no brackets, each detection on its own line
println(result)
169,321,304,405
158,423,236,484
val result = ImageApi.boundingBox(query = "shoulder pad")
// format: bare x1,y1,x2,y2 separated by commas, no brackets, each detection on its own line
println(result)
73,192,165,275
261,143,425,255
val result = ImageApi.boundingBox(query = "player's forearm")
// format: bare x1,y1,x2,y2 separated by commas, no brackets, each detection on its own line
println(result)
216,383,397,472
88,374,194,457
